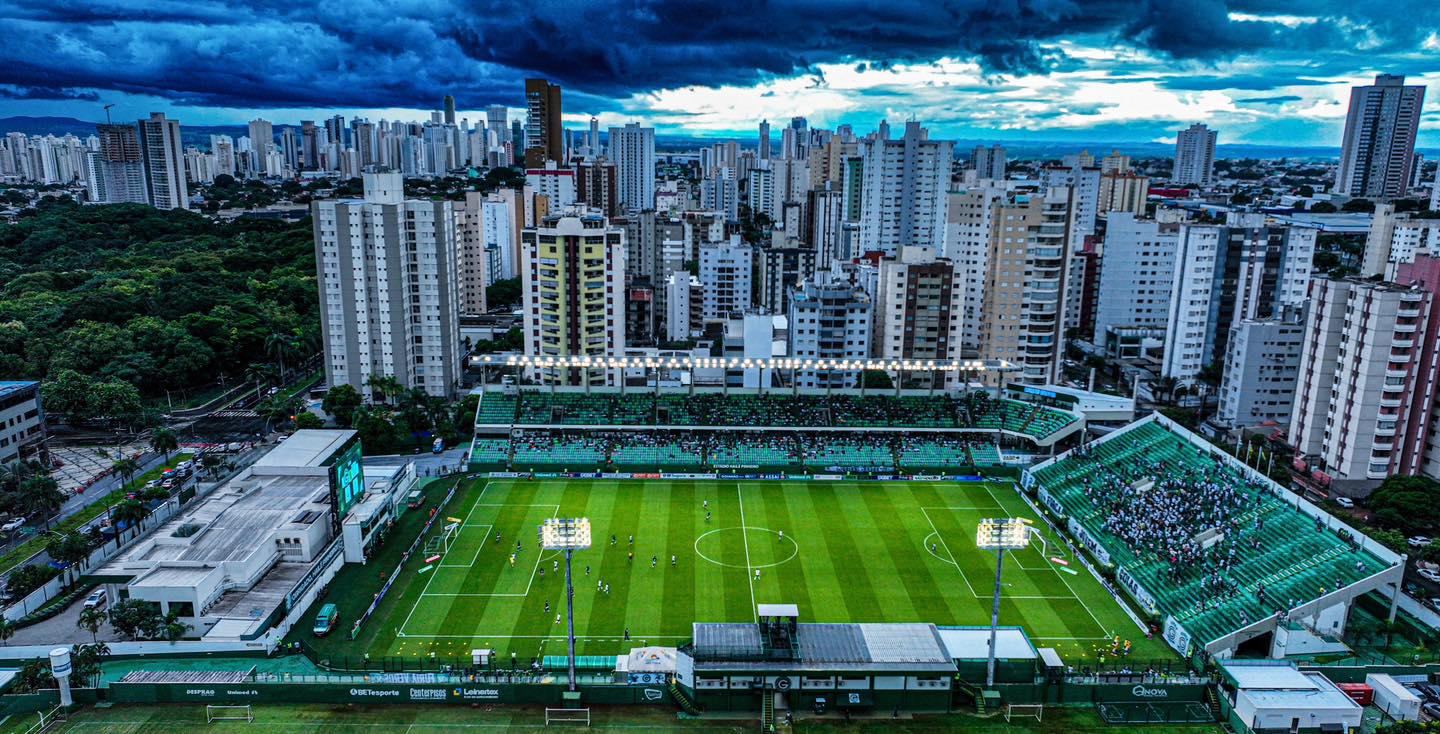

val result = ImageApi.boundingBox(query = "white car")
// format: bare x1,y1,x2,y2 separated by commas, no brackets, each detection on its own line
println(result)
83,589,107,609
1409,536,1432,548
1418,568,1440,584
1,518,25,533
1335,497,1354,508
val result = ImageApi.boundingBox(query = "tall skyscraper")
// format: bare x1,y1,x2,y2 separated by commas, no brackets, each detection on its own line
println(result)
873,246,964,387
313,172,461,399
1336,74,1426,199
524,78,563,167
576,159,619,217
858,120,952,256
1161,213,1315,382
485,105,508,137
788,271,872,388
300,120,318,169
1092,213,1180,350
136,113,189,210
969,144,1006,180
87,123,148,204
443,95,456,126
520,211,627,385
247,118,274,175
758,120,771,160
1173,123,1217,186
608,123,655,212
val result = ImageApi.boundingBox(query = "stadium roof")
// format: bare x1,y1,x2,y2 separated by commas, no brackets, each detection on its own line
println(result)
938,626,1037,661
254,429,354,469
691,622,955,673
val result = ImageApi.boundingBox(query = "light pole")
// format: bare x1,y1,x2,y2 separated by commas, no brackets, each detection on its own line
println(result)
976,517,1031,688
539,517,591,692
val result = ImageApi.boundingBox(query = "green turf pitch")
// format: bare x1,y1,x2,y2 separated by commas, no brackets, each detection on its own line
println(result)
369,479,1171,662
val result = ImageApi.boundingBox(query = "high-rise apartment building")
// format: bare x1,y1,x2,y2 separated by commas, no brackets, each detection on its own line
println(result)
524,78,563,167
576,159,620,217
943,187,1005,352
1098,172,1150,214
443,95,456,126
608,123,655,212
136,113,189,210
520,211,626,385
1092,213,1180,355
87,123,148,204
873,247,964,386
247,118,274,175
1336,74,1425,199
977,187,1077,384
1291,259,1440,490
859,121,951,256
1173,123,1217,186
1161,214,1315,382
758,120,771,160
1362,203,1440,279
1216,313,1304,429
313,173,461,399
787,272,873,388
969,144,1006,180
699,240,754,321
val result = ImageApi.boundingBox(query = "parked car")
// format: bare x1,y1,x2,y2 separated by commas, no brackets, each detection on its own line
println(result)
1418,568,1440,584
1,517,26,534
1423,701,1440,721
83,589,107,609
312,603,339,637
1409,536,1432,548
1335,497,1354,508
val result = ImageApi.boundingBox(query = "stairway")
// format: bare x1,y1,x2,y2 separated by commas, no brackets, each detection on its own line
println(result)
761,688,775,731
668,679,702,716
1205,686,1222,721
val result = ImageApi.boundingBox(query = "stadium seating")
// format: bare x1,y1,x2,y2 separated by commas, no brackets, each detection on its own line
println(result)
898,438,1002,468
483,389,1079,443
804,437,896,470
707,435,800,468
469,438,512,466
510,434,607,468
1030,420,1387,646
607,434,705,467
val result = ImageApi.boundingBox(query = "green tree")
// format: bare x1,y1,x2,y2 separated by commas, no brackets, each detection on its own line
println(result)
859,370,893,389
1369,476,1440,535
256,394,300,432
321,384,363,427
244,363,276,403
77,606,107,644
161,610,191,641
45,532,93,586
485,277,522,309
5,564,58,597
365,374,404,405
88,379,143,427
293,411,325,429
112,457,140,491
18,475,64,530
111,499,150,544
44,369,95,422
149,427,179,461
108,599,159,640
0,617,15,646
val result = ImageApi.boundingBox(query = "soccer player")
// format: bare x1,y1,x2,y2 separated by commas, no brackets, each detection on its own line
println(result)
778,530,784,542
509,554,516,567
703,500,708,510
539,568,545,579
603,583,610,594
553,560,559,572
585,565,590,576
544,601,550,613
627,550,634,562
597,579,603,591
628,534,634,546
754,568,761,580
611,534,617,545
671,555,677,566
705,511,711,523
651,556,657,568
555,614,561,625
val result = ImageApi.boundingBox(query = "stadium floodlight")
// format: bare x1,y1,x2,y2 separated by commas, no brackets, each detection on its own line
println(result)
977,517,1031,688
539,518,591,692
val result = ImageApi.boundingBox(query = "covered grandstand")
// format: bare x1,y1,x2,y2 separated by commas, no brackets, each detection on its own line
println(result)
467,387,1085,474
1023,413,1406,661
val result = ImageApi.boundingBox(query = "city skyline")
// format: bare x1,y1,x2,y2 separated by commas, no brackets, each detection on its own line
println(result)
1,1,1438,147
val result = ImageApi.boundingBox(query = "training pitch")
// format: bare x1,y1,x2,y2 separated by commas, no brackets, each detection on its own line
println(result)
357,479,1169,662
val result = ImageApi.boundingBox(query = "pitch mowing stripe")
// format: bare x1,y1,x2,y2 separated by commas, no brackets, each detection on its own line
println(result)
844,482,923,621
558,478,604,646
618,480,672,637
862,483,977,625
663,481,698,637
800,483,883,623
716,482,754,624
750,482,814,615
689,481,732,625
780,482,848,621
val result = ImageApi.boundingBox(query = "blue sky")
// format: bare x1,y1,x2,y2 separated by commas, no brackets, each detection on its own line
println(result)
2,0,1438,147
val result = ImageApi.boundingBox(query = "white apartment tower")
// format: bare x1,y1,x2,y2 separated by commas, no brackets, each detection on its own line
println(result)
137,113,189,210
1092,213,1180,352
313,172,461,399
1173,123,1218,187
788,272,873,388
609,123,656,212
699,240,754,321
859,120,952,256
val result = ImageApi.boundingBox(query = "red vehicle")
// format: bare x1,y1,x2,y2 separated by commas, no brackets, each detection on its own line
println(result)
1337,683,1373,706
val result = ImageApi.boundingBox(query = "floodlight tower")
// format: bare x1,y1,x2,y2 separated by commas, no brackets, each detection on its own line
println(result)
539,517,592,691
976,517,1030,688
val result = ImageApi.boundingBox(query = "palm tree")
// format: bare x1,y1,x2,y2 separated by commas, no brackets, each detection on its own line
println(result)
0,617,15,646
244,363,276,403
256,394,299,433
1149,376,1180,406
264,332,297,382
110,500,149,546
46,532,93,587
149,428,179,462
18,476,63,531
112,457,140,492
77,607,107,644
365,374,404,405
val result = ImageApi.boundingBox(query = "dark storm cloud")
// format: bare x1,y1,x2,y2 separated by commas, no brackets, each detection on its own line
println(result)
0,0,1436,111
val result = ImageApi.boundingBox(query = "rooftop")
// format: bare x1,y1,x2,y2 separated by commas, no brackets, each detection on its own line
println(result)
691,622,955,673
254,429,353,469
0,381,39,400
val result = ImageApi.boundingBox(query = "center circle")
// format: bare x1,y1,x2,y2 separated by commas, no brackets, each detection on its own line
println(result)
693,527,799,569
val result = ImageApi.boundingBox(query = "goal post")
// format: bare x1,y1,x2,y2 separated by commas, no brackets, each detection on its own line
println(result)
545,707,591,726
206,704,254,723
1004,703,1043,722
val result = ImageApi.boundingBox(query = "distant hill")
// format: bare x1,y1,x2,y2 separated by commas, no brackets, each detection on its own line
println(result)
0,116,246,147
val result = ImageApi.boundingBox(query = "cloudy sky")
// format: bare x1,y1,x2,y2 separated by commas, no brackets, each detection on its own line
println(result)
2,0,1438,147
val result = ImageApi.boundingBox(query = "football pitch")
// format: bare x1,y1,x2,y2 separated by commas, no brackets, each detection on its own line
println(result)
366,479,1170,662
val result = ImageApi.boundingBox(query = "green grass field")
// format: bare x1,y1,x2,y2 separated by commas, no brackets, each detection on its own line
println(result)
346,479,1169,663
0,703,1226,734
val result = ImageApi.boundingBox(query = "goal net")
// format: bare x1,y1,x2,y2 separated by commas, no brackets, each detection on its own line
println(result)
424,523,459,557
206,705,254,723
544,707,591,726
1004,704,1043,722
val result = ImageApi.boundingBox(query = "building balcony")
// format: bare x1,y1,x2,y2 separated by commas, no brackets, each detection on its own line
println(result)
1380,396,1403,409
1392,339,1415,349
1393,322,1418,334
